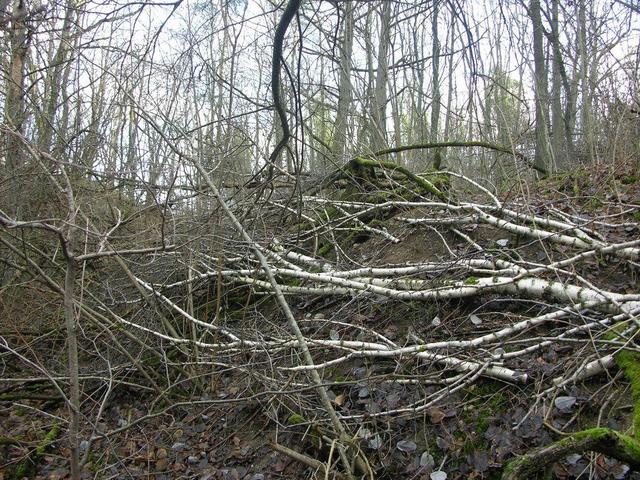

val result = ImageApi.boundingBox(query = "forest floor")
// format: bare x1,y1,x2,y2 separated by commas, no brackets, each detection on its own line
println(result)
1,159,640,480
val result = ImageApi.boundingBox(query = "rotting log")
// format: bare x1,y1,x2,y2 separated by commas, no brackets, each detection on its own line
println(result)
374,140,546,175
502,428,640,479
306,140,544,196
349,157,448,201
502,327,640,478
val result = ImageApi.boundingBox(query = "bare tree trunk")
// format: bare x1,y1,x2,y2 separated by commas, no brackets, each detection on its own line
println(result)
38,0,76,152
332,0,353,160
430,0,442,169
529,0,551,175
371,0,391,151
61,177,80,480
389,32,403,164
358,4,374,151
443,10,455,145
4,0,29,215
550,0,565,169
578,0,595,163
64,254,80,480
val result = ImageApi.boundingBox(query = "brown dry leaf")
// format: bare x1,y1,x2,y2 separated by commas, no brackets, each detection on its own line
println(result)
156,458,169,471
233,435,241,447
427,406,446,424
156,447,168,459
127,439,137,455
334,394,347,406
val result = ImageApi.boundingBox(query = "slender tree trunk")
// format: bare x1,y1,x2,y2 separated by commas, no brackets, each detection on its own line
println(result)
371,0,391,151
64,254,80,480
411,24,426,167
4,0,29,215
578,0,595,163
359,5,374,150
443,11,455,145
529,0,552,175
430,0,442,169
332,1,353,160
61,180,80,480
38,0,75,152
550,0,564,169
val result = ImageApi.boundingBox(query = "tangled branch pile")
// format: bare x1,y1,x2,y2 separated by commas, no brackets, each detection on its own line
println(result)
2,157,640,478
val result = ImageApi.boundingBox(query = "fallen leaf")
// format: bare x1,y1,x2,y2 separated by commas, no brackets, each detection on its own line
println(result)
156,458,169,471
368,435,382,450
427,407,446,424
554,396,576,413
565,453,581,465
420,451,435,468
396,440,417,453
358,387,370,399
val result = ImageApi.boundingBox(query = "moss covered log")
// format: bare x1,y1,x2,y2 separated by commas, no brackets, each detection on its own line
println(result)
349,157,448,201
502,428,640,479
373,140,546,175
10,422,60,480
502,329,640,478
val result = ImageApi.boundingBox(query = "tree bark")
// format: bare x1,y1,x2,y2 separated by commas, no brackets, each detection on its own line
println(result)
371,0,391,152
430,0,442,169
529,0,552,175
332,1,354,160
550,0,564,169
4,0,29,215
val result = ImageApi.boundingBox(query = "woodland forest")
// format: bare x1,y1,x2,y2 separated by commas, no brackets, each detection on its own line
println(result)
1,0,640,478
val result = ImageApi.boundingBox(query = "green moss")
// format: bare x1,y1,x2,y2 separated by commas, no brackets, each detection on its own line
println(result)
423,170,451,189
285,277,303,288
588,197,603,210
351,157,448,201
36,423,60,455
573,178,581,196
464,276,480,285
603,322,640,439
287,413,306,425
614,348,640,439
621,175,638,185
10,423,60,480
503,326,640,477
466,382,510,435
317,242,335,257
